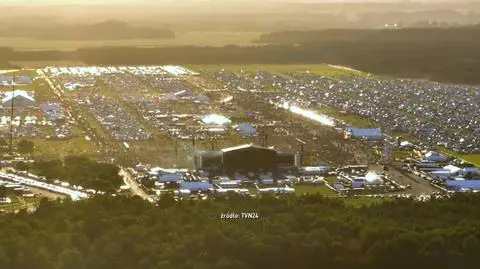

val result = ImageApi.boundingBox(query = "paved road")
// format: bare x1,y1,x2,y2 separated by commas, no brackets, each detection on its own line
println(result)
119,167,154,202
386,164,438,195
0,172,88,200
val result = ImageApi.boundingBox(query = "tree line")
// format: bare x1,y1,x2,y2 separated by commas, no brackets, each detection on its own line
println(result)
1,194,480,269
2,27,480,84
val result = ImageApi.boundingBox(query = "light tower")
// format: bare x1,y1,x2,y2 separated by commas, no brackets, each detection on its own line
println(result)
9,72,16,155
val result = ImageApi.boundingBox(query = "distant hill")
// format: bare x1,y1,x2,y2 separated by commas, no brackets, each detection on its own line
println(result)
0,20,175,40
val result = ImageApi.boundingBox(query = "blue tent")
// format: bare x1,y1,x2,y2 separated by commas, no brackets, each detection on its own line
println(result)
446,180,480,190
346,128,382,140
180,182,213,191
236,124,257,136
333,183,345,191
352,181,364,189
158,173,184,183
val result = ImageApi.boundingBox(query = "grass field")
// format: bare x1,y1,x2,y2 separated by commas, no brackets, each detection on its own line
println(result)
189,64,366,77
439,148,480,167
29,137,97,159
317,106,377,128
0,196,39,213
0,32,263,51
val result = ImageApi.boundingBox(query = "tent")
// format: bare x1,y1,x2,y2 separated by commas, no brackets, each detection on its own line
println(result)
180,182,214,192
196,95,210,102
2,90,36,108
424,151,448,162
236,124,257,136
202,114,231,125
365,171,382,184
346,128,382,140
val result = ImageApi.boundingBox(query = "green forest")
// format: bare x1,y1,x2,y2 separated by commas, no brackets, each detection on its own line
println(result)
17,156,122,193
1,194,480,269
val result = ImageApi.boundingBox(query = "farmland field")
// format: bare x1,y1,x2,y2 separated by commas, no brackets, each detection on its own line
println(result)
0,32,263,51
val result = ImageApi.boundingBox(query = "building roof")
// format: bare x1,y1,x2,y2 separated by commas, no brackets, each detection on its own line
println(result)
2,90,35,103
199,151,223,158
221,144,273,153
158,173,184,182
424,151,448,161
180,182,213,191
430,170,452,175
443,165,461,173
446,180,480,190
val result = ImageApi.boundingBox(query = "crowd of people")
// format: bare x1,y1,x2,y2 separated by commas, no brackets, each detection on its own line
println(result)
291,73,479,153
230,70,479,154
75,92,152,141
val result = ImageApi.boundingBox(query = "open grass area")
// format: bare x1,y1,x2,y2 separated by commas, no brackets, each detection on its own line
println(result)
439,148,480,167
324,176,339,185
0,32,262,51
0,196,39,213
188,64,366,78
0,196,25,212
317,106,377,128
392,132,418,142
29,137,97,159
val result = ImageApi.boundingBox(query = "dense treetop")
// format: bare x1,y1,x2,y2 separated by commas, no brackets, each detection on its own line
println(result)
1,194,480,269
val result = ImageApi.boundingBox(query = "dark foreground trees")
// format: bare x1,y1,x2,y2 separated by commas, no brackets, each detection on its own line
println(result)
30,156,122,193
1,194,480,269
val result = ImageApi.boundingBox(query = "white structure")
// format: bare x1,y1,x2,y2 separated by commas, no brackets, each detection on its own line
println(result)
2,90,36,108
364,171,383,185
202,114,231,125
258,187,295,195
0,172,88,201
423,151,448,162
299,166,331,175
214,188,249,196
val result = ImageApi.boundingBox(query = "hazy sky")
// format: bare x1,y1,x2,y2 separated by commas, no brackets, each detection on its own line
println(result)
0,0,474,4
0,0,452,4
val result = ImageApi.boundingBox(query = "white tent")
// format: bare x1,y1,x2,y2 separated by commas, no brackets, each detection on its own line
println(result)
365,171,382,184
2,90,36,108
202,114,231,125
424,151,448,162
